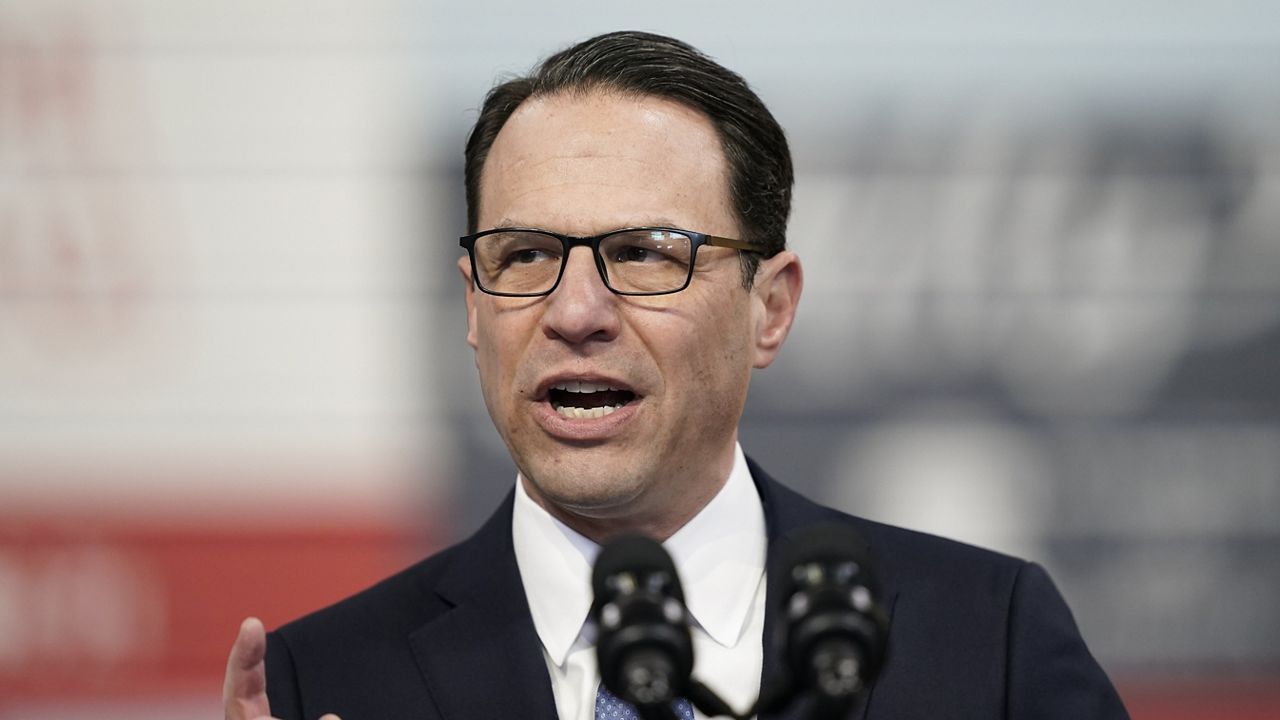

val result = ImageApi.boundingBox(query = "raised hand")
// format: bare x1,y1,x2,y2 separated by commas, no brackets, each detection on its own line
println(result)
223,617,275,720
222,617,343,720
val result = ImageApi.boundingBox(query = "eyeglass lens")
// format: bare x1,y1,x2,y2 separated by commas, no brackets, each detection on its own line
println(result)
472,229,695,295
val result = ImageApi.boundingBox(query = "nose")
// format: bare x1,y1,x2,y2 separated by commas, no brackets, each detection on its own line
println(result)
541,246,621,345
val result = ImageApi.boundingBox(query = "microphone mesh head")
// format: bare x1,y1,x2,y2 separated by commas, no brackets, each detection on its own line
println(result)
776,522,879,596
591,533,683,601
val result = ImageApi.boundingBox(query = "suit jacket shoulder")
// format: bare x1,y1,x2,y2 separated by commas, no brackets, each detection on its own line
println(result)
754,461,1129,719
264,491,558,720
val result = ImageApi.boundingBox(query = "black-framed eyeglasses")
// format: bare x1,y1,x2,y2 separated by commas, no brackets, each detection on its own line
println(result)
459,227,766,297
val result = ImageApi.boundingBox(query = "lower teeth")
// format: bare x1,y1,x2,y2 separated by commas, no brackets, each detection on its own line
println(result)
555,404,622,419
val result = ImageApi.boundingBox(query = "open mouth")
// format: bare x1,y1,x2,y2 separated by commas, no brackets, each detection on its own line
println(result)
547,380,637,419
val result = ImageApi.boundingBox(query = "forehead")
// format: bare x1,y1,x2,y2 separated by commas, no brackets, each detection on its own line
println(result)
477,90,736,236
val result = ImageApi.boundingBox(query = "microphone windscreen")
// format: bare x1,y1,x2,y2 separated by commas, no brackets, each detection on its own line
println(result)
776,522,880,596
591,533,682,601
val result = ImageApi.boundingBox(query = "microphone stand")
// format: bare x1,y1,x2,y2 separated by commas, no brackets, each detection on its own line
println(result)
686,677,748,719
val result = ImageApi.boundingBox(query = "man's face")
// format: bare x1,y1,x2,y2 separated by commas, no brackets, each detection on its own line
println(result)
460,90,799,538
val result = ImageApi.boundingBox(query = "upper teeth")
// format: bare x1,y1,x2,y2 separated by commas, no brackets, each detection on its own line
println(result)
552,380,622,393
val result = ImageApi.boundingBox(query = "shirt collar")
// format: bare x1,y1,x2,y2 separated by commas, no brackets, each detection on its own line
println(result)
664,443,767,647
511,443,767,666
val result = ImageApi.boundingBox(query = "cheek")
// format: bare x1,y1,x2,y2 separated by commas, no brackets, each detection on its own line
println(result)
683,308,754,395
473,309,521,394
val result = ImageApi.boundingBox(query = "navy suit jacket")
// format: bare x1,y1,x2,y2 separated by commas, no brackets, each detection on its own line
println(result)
265,460,1129,719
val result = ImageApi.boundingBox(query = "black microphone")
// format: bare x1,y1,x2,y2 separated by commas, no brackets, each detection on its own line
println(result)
591,534,694,720
772,522,888,719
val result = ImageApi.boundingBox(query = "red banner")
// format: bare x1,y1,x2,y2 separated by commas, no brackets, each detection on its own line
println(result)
0,516,432,705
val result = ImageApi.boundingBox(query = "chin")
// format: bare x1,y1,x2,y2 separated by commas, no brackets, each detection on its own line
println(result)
526,465,647,517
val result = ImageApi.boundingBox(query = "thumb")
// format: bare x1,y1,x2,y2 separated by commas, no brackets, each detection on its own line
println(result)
223,617,272,720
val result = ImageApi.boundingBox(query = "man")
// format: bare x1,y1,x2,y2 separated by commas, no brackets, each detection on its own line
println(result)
224,31,1129,720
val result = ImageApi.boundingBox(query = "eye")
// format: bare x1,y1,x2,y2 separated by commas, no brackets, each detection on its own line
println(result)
605,231,690,266
613,244,659,263
479,231,562,271
510,247,554,264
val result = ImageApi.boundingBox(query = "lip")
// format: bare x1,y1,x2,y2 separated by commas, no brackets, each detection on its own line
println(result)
534,373,638,399
532,373,642,442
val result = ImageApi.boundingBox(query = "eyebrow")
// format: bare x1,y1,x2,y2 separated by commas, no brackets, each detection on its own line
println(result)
486,217,690,233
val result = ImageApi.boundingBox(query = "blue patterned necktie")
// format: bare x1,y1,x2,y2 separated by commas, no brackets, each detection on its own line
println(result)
595,682,695,720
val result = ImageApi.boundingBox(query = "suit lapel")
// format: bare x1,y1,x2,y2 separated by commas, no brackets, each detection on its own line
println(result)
750,458,900,720
408,493,560,720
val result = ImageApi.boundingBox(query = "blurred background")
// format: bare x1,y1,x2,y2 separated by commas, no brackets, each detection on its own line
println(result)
1,1,1277,718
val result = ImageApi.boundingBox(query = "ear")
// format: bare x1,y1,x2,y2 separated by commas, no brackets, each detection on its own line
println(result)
750,251,803,369
458,255,479,351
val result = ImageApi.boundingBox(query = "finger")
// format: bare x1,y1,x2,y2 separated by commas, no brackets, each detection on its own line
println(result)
223,616,273,720
319,715,343,720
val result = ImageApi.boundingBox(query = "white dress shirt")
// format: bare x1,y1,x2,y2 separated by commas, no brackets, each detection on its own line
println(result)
512,443,768,720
